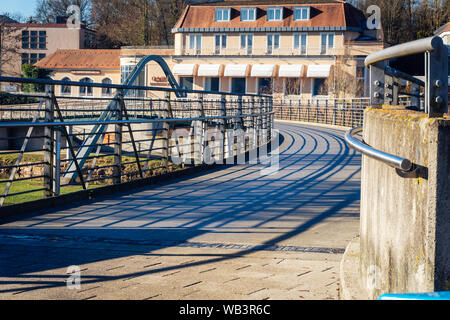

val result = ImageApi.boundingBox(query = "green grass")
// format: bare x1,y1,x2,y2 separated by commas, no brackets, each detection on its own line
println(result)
0,152,44,165
0,179,105,206
0,152,179,207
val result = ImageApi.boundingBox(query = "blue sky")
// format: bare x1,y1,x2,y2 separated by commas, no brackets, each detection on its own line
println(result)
1,0,39,19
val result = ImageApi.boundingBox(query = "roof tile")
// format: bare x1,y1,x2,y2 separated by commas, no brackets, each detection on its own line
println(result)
35,49,120,70
175,1,364,30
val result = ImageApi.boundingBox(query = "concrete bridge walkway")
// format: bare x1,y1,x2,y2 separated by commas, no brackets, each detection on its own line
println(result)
0,121,361,300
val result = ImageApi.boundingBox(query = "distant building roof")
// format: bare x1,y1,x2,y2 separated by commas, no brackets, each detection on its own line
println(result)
0,15,18,23
173,0,365,31
35,49,120,70
3,22,94,32
120,47,175,57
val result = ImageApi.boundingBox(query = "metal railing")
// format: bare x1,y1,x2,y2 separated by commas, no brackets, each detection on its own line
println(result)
0,76,274,207
274,98,370,127
345,127,412,171
366,36,448,116
345,36,448,172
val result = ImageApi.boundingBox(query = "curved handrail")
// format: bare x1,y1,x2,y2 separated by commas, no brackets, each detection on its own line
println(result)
345,127,412,172
122,55,186,99
365,36,443,67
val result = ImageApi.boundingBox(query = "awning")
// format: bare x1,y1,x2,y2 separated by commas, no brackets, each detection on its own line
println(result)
278,64,304,77
250,64,275,77
173,64,197,76
306,65,332,78
224,64,249,77
197,64,222,77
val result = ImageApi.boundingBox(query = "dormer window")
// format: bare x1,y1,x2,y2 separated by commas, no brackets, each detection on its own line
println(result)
294,6,310,21
215,8,230,22
267,7,283,21
241,7,256,21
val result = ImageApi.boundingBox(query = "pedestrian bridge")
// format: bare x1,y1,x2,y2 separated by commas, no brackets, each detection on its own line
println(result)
0,121,360,300
0,35,448,300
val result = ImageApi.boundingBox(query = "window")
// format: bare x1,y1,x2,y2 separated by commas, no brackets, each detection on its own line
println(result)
79,78,93,97
29,54,38,64
294,7,310,21
61,77,71,95
267,7,283,21
205,77,220,92
121,65,145,97
21,53,45,65
320,33,334,54
215,8,230,21
39,31,46,49
231,78,246,94
240,34,253,55
313,78,328,96
215,34,227,54
180,77,194,91
294,33,307,55
267,34,280,54
30,31,37,49
22,31,29,49
285,78,302,96
241,7,256,21
22,30,46,49
258,78,273,95
21,53,28,65
356,66,366,97
102,78,113,96
189,34,202,54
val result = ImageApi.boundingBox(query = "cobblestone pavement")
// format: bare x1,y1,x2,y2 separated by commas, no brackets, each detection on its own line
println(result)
0,122,361,300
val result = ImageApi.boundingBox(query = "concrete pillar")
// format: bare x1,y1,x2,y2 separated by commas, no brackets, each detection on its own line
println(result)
341,106,450,299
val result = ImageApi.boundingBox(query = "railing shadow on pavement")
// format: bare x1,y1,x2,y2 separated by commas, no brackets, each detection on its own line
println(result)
0,123,361,294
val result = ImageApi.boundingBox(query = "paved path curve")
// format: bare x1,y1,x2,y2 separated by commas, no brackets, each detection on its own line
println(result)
0,121,361,300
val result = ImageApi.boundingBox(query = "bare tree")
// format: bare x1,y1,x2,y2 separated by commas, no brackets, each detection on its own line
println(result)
0,13,24,78
91,0,186,47
351,0,449,44
283,78,302,96
329,45,357,98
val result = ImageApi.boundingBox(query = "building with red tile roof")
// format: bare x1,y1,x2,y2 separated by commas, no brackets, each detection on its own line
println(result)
167,0,384,98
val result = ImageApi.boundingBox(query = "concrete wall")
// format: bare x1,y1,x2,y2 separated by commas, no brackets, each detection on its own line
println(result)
359,107,449,298
1,25,95,91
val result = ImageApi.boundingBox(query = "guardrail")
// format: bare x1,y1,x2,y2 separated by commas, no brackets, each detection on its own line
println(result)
274,98,370,127
345,127,412,171
345,36,448,172
0,76,274,207
365,36,448,116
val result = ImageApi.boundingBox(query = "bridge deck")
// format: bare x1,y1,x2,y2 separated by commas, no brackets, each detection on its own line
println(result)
0,122,361,300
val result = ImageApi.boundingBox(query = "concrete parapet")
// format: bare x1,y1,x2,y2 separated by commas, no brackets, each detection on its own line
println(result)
341,106,449,299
